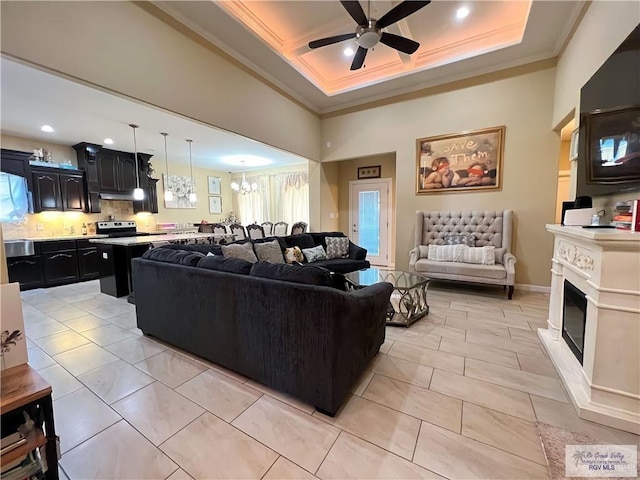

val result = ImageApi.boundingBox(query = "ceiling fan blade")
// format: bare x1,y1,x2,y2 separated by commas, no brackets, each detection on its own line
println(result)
376,1,431,28
340,0,368,26
308,33,356,49
380,32,420,54
350,46,367,70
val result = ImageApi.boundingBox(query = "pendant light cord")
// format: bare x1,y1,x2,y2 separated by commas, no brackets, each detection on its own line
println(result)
187,139,194,188
162,132,169,175
130,124,140,189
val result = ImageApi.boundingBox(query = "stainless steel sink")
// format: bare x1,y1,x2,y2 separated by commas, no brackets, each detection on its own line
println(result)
4,240,35,258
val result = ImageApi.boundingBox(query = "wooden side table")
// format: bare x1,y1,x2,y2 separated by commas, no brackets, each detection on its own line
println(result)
1,364,59,480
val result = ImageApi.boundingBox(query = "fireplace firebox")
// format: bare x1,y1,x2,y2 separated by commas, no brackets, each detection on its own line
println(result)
562,280,587,365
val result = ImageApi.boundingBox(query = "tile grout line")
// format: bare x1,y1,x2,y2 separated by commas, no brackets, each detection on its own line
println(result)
313,428,342,476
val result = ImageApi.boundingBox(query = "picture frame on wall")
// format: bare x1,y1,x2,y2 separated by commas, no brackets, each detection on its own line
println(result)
569,128,579,162
207,176,221,195
357,165,381,179
209,196,222,215
416,125,505,194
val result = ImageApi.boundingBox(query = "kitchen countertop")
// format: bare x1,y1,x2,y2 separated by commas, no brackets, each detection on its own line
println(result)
89,232,235,246
9,234,109,242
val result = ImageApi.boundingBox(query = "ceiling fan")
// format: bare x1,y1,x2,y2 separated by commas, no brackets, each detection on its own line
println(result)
308,0,431,71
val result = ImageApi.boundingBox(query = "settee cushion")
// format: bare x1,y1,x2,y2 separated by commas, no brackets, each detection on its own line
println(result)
325,236,349,259
414,259,506,279
302,245,328,263
254,240,285,263
142,248,204,266
197,255,253,275
250,261,332,287
222,242,258,263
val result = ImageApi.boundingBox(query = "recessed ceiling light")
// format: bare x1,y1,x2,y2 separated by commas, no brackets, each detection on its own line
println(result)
456,6,470,20
343,47,354,57
41,125,54,133
103,138,114,145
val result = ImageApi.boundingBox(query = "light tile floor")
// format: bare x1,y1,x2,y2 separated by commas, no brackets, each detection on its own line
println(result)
19,280,640,479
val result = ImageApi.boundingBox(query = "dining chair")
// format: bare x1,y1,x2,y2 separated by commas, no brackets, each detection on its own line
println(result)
246,223,265,239
211,223,228,235
273,221,288,237
290,222,308,235
228,223,246,241
261,221,273,236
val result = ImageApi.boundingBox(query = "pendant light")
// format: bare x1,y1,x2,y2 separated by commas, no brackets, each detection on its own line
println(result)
231,160,259,195
161,132,173,202
129,123,144,200
186,139,196,203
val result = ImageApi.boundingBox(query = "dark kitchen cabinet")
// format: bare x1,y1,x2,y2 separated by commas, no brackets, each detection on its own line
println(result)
60,173,86,211
97,151,119,192
42,244,79,286
118,155,137,192
7,255,44,290
133,179,159,214
32,171,62,211
76,240,100,280
31,168,87,213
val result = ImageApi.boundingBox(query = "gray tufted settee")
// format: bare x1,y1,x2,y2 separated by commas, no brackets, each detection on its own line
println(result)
409,210,516,299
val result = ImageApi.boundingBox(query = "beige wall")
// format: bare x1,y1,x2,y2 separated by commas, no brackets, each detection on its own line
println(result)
0,1,320,161
552,1,639,128
1,134,76,166
320,67,559,287
328,153,397,264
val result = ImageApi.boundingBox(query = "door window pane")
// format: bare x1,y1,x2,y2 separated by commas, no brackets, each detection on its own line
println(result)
359,190,380,256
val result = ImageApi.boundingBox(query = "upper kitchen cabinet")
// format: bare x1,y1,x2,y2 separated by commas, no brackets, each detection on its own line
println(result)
31,167,87,213
73,143,157,213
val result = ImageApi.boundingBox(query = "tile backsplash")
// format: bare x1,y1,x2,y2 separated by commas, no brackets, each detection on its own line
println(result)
1,201,157,239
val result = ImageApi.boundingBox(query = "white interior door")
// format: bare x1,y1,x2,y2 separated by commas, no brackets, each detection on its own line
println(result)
349,179,391,266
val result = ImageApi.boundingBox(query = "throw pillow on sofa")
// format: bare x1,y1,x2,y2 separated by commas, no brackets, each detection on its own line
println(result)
284,246,304,264
197,255,253,274
325,236,349,259
302,245,328,263
463,246,496,265
427,244,465,263
250,261,332,287
254,240,285,264
221,242,258,263
443,234,475,246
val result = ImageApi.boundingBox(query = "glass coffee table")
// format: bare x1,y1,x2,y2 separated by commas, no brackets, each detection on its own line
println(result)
344,268,430,327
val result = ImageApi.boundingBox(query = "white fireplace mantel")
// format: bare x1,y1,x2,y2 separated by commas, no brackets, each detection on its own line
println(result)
540,225,640,434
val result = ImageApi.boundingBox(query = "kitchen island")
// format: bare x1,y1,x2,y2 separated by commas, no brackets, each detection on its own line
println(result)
90,232,234,301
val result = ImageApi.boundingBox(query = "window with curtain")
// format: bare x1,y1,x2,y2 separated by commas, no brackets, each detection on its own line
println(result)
272,172,309,227
235,174,270,224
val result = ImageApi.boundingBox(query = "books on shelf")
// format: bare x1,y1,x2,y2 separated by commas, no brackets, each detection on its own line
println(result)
1,451,43,480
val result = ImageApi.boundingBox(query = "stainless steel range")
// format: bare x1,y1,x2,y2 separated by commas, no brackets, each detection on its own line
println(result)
96,221,152,238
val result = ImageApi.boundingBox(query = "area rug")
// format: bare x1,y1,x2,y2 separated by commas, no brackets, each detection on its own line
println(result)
536,422,639,480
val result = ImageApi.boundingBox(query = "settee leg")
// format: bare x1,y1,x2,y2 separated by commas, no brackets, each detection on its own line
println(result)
315,407,336,417
507,285,514,300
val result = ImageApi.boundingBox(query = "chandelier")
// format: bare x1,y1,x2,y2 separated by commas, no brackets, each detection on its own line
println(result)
231,161,258,195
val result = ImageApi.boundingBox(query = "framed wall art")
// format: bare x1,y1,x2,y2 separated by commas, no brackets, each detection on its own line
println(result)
209,196,222,215
163,174,196,208
357,165,381,179
416,126,505,194
208,176,221,195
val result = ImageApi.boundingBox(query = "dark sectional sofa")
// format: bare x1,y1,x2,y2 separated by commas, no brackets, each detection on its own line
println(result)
132,239,391,415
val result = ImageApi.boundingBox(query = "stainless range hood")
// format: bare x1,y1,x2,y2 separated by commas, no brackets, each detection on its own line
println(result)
99,192,136,201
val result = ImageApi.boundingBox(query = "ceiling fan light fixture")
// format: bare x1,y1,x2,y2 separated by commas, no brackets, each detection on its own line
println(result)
355,22,381,49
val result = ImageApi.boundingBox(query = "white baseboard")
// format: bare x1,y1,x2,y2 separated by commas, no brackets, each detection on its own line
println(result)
515,283,551,293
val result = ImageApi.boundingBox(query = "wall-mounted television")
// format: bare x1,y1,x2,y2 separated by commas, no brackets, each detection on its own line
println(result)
585,105,640,185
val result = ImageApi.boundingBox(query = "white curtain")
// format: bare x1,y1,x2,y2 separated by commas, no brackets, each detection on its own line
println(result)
272,172,309,227
235,174,270,224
